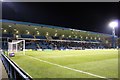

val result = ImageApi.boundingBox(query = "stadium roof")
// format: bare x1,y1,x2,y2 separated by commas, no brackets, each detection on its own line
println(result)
0,19,115,37
0,19,71,30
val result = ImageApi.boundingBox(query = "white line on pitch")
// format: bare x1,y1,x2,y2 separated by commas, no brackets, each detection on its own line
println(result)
26,55,112,80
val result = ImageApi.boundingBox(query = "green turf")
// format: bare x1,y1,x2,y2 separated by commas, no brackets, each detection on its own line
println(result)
9,49,118,78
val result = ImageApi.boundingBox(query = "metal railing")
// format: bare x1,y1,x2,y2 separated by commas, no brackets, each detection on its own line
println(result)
1,51,32,80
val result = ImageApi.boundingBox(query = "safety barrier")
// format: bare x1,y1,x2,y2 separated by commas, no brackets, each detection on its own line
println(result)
1,51,32,80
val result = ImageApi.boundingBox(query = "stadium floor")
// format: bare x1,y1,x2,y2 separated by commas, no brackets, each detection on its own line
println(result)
9,49,118,79
0,59,8,80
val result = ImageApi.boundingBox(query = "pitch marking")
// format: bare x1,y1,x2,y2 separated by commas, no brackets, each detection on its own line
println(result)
26,55,112,80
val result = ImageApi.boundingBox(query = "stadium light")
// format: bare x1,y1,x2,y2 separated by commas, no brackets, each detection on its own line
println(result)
35,28,37,30
46,32,49,36
16,31,19,34
62,34,64,37
69,35,71,38
27,31,30,34
75,36,77,38
14,29,16,31
99,37,101,40
91,37,92,39
9,25,12,28
108,20,118,48
16,35,19,38
37,31,40,35
55,33,57,36
37,32,40,35
81,36,83,39
95,37,96,40
4,30,7,33
109,20,118,29
109,20,118,36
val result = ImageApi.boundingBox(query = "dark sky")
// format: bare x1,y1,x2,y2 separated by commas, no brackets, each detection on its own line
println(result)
2,2,119,36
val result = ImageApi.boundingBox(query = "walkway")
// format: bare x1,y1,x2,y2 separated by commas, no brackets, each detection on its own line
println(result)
0,51,8,80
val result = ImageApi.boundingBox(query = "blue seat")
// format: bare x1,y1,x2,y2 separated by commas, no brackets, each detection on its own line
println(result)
62,38,68,40
21,34,34,38
72,38,80,41
26,42,37,49
52,36,59,39
35,36,46,39
2,33,13,38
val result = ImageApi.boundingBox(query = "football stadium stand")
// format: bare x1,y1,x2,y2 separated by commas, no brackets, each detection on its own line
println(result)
0,19,118,51
118,38,120,48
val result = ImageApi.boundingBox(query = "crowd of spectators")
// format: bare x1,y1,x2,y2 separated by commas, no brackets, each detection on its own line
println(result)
25,40,105,50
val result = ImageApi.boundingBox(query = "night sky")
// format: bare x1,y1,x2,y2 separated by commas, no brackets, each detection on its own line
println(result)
2,2,119,36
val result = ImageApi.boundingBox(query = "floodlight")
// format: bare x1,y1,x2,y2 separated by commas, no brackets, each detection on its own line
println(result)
108,20,118,48
109,20,118,28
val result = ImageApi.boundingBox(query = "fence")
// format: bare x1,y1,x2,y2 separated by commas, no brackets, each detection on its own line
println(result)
1,51,32,80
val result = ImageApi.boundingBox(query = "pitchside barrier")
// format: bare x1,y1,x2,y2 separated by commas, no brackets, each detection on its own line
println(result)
1,51,32,80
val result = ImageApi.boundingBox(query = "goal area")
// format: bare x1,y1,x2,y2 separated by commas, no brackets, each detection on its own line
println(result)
8,40,25,52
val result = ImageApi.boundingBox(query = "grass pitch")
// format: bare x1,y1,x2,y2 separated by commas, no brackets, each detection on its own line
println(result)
9,49,118,79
